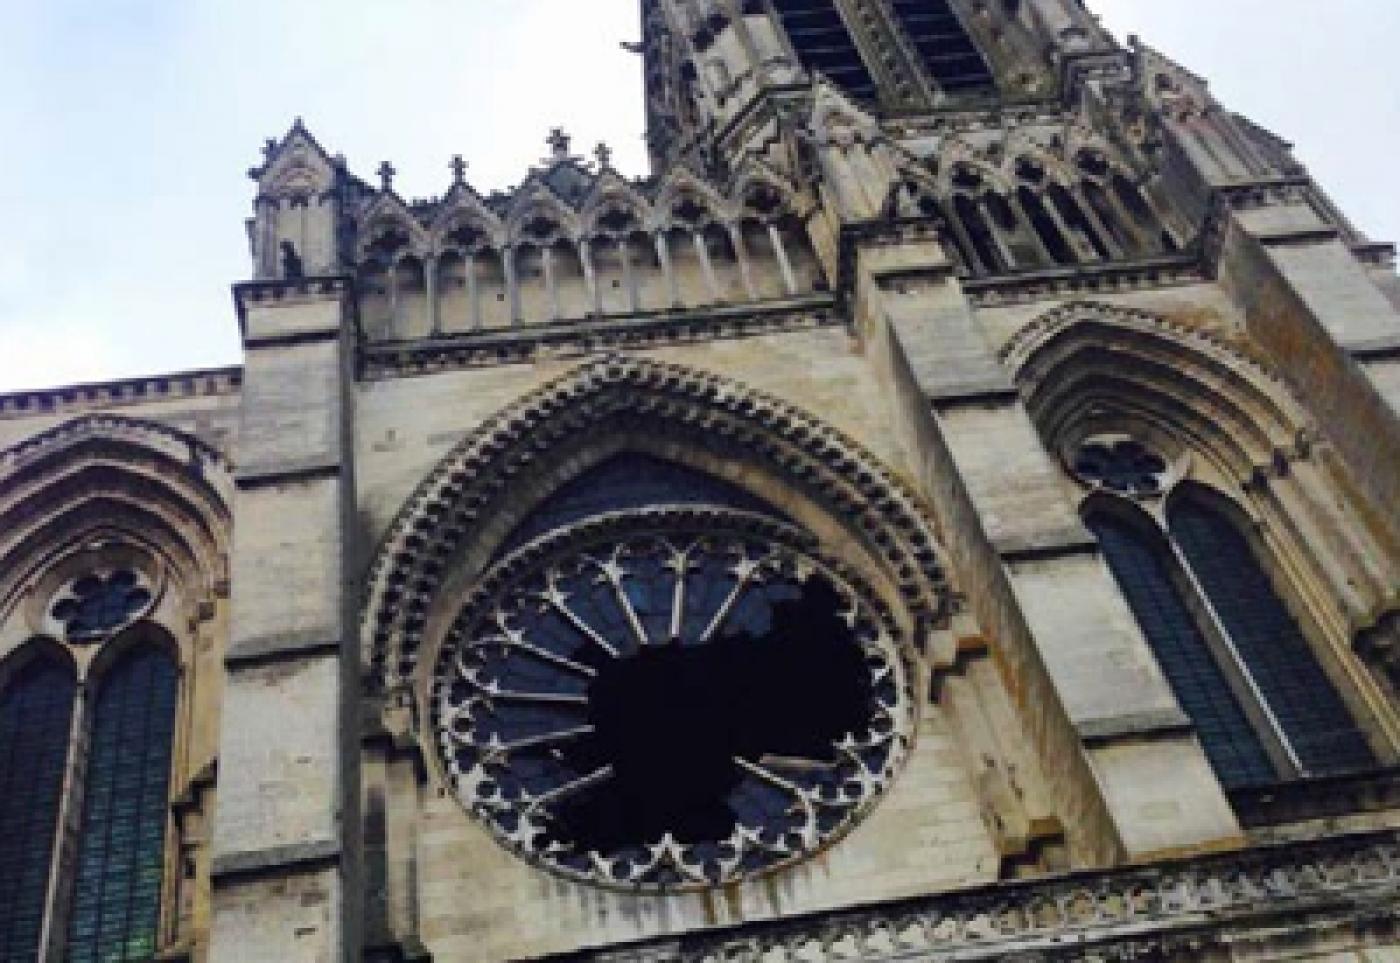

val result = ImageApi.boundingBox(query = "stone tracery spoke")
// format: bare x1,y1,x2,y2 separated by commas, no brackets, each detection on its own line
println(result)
432,508,914,891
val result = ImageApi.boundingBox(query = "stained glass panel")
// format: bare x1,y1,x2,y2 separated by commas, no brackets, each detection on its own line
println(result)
0,655,75,963
501,453,779,554
1089,513,1277,788
1169,499,1375,776
66,646,178,963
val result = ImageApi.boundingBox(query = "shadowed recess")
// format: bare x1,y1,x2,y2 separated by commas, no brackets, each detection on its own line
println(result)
552,577,871,852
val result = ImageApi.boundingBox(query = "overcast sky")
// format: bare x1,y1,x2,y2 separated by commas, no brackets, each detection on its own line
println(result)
0,1,1395,392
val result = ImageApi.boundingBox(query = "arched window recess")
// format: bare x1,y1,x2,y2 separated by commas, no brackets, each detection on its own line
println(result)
0,542,205,960
1070,433,1378,789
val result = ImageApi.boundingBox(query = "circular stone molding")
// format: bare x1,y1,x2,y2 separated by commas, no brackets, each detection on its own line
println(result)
430,507,914,891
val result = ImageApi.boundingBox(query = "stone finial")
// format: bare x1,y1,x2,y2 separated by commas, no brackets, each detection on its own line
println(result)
377,161,397,192
450,155,468,186
262,138,279,161
594,142,613,171
547,127,572,161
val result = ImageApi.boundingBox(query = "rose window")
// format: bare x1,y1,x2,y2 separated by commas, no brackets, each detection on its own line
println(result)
49,569,154,644
1073,438,1170,496
432,509,911,890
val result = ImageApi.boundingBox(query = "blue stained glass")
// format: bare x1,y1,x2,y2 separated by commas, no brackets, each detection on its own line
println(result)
1089,513,1277,788
500,454,781,556
0,655,75,963
1169,498,1375,776
66,646,178,963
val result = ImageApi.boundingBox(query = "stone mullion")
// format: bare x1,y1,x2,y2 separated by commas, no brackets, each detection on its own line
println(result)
37,678,91,963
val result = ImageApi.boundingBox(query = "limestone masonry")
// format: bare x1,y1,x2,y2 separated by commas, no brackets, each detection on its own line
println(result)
1,2,1399,960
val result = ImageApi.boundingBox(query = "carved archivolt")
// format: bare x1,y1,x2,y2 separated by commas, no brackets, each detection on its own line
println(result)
0,414,233,636
1000,300,1308,479
361,354,949,689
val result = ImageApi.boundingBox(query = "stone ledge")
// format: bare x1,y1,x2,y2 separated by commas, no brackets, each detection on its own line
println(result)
1254,226,1344,248
926,378,1021,410
232,275,352,330
360,298,839,379
1077,707,1194,744
1230,766,1400,829
235,456,342,489
0,366,243,420
210,837,341,883
243,326,343,350
226,629,343,668
539,831,1400,962
1348,334,1400,362
995,526,1099,564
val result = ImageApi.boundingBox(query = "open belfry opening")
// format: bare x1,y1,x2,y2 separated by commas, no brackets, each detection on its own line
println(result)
2,1,1400,960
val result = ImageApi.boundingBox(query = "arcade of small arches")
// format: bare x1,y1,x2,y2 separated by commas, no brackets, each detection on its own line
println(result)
353,166,826,341
898,146,1181,279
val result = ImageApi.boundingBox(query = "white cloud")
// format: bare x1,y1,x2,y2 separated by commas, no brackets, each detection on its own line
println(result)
0,1,1394,392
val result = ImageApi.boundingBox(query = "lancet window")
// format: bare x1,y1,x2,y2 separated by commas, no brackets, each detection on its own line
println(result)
886,0,994,95
1074,439,1375,788
0,654,76,961
770,0,878,102
0,599,180,961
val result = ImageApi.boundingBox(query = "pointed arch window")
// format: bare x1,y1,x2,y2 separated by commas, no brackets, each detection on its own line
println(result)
67,645,178,962
1087,512,1277,787
1169,497,1375,774
771,0,879,102
887,0,994,95
0,630,179,961
0,654,76,962
1082,467,1375,788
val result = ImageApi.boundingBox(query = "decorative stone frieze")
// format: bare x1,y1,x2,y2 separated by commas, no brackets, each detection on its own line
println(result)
541,831,1400,961
360,299,841,380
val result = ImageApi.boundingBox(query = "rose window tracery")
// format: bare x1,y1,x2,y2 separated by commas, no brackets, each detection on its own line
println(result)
1072,437,1170,497
49,569,154,644
431,508,912,890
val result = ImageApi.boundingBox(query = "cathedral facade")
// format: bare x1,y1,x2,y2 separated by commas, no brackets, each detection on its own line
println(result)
2,1,1400,960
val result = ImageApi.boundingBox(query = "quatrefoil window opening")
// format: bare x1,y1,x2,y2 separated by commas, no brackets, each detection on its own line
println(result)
1073,437,1171,497
433,513,912,891
49,569,154,644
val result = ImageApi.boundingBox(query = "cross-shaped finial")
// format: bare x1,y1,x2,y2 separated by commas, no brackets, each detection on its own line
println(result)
547,127,571,160
449,155,468,186
594,142,613,171
377,161,397,192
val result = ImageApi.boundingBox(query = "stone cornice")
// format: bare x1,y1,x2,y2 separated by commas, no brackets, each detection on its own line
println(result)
0,367,243,422
543,830,1400,961
358,297,841,381
963,255,1206,308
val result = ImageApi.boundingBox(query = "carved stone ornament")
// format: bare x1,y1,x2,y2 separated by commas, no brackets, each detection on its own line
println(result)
430,507,915,891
